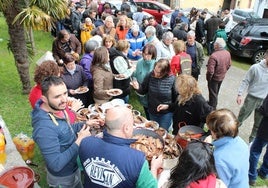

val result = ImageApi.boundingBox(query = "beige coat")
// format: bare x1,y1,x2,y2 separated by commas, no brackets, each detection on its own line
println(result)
91,65,113,104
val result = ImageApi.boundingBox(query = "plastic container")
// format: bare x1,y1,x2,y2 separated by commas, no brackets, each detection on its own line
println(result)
13,133,35,161
0,133,6,164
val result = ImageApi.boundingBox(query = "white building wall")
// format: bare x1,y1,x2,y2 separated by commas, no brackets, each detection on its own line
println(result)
254,0,268,17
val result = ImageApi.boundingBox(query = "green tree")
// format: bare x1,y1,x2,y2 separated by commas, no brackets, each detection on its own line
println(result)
0,0,68,94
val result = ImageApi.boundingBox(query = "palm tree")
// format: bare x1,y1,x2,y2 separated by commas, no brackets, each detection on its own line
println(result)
0,0,68,94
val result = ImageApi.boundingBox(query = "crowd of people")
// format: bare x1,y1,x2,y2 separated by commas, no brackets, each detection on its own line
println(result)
28,0,268,187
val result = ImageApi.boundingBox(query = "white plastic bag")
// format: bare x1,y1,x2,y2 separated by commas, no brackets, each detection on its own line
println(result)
36,51,55,66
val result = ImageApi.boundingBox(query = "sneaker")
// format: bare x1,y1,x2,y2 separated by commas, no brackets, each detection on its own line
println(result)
257,169,268,180
249,180,256,186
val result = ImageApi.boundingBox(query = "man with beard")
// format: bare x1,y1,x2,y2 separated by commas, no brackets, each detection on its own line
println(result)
31,76,100,188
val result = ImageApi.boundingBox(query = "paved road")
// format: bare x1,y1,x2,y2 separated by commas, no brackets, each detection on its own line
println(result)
199,59,268,188
199,57,253,143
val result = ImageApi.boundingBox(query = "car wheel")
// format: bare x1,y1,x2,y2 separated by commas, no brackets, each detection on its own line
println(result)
253,50,266,64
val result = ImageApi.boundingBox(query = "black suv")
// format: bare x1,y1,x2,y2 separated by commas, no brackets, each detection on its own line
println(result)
227,18,268,63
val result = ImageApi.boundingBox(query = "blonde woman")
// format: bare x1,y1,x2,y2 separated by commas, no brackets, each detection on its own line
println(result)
157,74,213,135
170,40,192,76
115,14,131,40
102,35,116,50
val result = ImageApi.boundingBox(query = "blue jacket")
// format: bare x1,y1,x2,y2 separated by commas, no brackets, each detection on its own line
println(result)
126,31,146,60
79,130,157,188
31,100,83,176
213,136,249,188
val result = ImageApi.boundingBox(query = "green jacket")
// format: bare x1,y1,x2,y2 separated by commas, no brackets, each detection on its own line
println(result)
214,29,228,42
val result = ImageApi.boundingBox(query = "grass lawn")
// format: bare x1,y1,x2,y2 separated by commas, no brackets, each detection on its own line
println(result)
0,15,54,186
0,15,267,187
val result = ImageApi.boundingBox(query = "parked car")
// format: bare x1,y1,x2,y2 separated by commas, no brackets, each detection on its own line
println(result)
108,0,152,18
232,9,260,23
134,0,172,23
161,9,191,31
227,18,268,64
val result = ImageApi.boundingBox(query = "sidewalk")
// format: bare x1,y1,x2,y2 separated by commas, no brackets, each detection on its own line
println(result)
198,59,253,143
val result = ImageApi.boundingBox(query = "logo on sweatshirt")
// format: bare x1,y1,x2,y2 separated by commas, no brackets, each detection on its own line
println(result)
84,157,126,187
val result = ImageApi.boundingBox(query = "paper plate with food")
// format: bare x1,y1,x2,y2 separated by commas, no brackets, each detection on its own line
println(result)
114,74,125,80
107,88,123,96
75,86,89,94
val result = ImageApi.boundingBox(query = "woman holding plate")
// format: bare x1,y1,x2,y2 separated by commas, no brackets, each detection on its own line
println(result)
91,46,114,104
109,39,135,103
131,59,177,131
61,54,90,107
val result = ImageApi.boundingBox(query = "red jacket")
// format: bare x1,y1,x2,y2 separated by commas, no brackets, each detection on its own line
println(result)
206,49,231,81
187,174,216,188
29,84,76,123
170,52,191,75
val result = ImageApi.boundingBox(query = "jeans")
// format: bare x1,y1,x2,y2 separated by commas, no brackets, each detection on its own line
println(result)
207,79,222,109
149,112,173,131
47,168,82,188
238,94,263,142
249,137,268,181
121,95,129,104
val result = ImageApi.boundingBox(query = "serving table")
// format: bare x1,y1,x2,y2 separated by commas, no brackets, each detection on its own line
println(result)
0,116,40,188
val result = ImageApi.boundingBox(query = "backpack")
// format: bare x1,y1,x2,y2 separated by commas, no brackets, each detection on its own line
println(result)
180,54,192,75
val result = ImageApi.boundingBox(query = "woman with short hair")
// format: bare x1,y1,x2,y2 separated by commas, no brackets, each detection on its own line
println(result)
132,44,157,119
61,54,90,107
206,109,249,188
131,59,177,131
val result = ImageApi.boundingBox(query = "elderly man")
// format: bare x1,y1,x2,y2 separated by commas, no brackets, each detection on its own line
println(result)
79,106,163,188
186,30,205,80
32,76,99,188
206,37,231,109
156,31,175,61
126,24,146,61
144,26,160,46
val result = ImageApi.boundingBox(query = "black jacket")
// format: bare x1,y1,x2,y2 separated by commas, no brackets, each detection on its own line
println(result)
109,47,131,98
137,72,177,115
169,94,213,135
